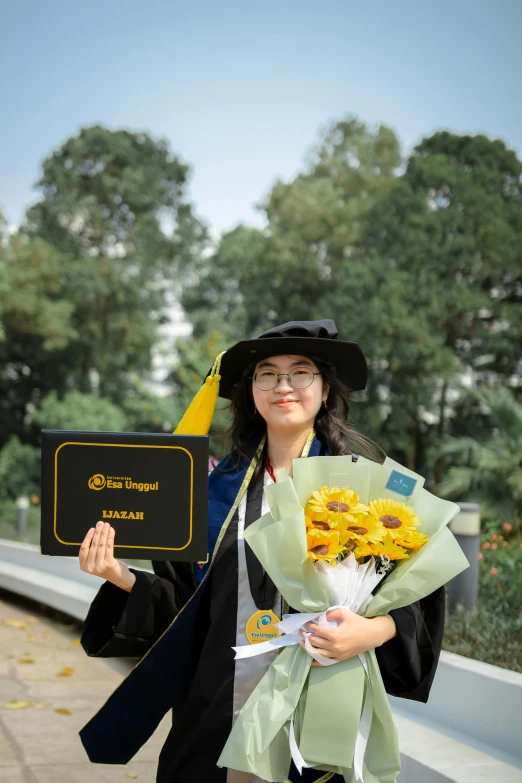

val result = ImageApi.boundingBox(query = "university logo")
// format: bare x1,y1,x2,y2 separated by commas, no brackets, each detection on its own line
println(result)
88,474,106,490
256,614,274,630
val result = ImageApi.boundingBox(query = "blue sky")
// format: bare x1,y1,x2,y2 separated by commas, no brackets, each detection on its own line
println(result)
1,0,521,234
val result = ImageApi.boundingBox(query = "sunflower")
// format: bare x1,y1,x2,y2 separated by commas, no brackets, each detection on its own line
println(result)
367,498,420,541
395,528,429,550
338,512,385,546
305,509,333,533
307,529,346,566
353,541,374,559
355,533,410,561
305,486,369,530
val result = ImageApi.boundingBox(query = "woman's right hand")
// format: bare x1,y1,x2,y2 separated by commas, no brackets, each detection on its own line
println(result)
79,521,136,592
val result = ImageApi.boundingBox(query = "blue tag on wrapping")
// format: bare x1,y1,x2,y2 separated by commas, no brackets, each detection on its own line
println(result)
385,470,418,498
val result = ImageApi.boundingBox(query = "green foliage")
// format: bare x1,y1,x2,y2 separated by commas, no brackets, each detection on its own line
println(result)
0,125,206,452
22,124,203,402
181,226,270,337
438,387,522,528
121,390,179,433
0,437,41,499
444,603,521,672
333,130,522,472
444,526,522,671
0,232,76,351
181,117,401,340
31,391,126,432
168,329,233,457
24,124,197,261
0,231,79,445
0,497,41,543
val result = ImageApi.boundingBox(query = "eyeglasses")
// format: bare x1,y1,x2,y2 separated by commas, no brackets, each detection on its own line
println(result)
253,368,322,391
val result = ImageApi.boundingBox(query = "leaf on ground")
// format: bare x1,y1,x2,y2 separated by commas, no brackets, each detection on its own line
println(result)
54,708,72,715
3,619,28,630
18,656,35,664
26,634,37,642
1,700,32,710
72,639,82,646
26,616,39,624
57,666,75,677
126,774,139,780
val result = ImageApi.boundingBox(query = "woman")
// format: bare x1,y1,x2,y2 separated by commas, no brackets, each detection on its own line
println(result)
79,319,445,783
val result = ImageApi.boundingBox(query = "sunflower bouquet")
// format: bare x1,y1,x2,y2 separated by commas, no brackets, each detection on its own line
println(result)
305,486,429,565
301,487,430,634
219,455,469,783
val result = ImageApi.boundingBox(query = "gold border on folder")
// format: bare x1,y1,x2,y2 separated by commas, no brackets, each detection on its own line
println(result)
53,441,194,551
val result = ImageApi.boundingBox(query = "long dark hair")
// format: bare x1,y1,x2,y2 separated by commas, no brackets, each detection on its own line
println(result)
220,354,385,473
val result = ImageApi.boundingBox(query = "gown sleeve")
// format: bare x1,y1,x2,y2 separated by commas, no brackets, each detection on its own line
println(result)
375,586,445,703
80,561,196,658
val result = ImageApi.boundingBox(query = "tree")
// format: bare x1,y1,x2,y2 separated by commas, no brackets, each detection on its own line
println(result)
0,230,77,446
350,131,522,474
181,117,401,337
0,437,41,500
320,249,459,469
438,387,522,528
23,125,206,400
181,225,270,338
31,391,126,432
0,232,75,350
121,388,180,434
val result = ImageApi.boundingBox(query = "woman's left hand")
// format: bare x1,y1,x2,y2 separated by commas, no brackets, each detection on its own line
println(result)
299,608,397,665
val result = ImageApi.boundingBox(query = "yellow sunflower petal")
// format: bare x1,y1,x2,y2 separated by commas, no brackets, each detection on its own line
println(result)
354,543,374,559
368,533,410,560
307,529,346,563
395,529,429,550
367,498,420,541
306,486,369,531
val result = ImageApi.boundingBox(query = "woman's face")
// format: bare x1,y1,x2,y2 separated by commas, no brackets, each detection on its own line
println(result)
251,354,328,434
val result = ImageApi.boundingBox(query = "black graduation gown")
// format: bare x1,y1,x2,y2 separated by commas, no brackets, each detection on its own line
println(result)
80,445,445,783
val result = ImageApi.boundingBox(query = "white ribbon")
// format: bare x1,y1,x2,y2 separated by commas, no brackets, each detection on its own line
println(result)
233,606,373,781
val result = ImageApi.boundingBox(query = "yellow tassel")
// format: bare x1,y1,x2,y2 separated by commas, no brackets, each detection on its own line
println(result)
174,351,226,435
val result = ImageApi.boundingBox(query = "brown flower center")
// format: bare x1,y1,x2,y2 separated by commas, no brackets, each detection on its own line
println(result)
313,521,330,530
310,544,329,556
380,515,402,529
347,526,368,535
326,501,350,513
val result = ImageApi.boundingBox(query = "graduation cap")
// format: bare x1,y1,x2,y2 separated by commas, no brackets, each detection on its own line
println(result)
174,319,368,436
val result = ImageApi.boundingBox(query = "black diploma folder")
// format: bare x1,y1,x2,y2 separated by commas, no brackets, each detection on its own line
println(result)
41,430,208,561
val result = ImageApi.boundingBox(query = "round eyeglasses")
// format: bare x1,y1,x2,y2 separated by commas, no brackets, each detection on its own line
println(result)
253,368,322,391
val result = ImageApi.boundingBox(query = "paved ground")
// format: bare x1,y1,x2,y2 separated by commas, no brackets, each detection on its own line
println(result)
0,592,170,783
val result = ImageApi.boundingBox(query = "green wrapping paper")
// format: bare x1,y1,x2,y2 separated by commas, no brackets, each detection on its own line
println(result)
218,456,469,783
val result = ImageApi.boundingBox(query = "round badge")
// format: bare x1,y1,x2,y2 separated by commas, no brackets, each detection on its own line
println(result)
245,609,281,645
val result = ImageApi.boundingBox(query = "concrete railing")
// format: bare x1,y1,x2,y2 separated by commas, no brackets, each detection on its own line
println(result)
1,538,521,782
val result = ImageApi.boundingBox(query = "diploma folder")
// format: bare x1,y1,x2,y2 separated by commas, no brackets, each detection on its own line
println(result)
41,430,208,561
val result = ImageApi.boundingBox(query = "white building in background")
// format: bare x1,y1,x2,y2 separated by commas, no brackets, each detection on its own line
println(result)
148,297,192,396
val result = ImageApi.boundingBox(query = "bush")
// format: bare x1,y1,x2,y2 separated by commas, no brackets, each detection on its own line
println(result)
0,437,41,499
444,523,522,672
0,496,41,543
121,392,179,433
31,391,126,432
